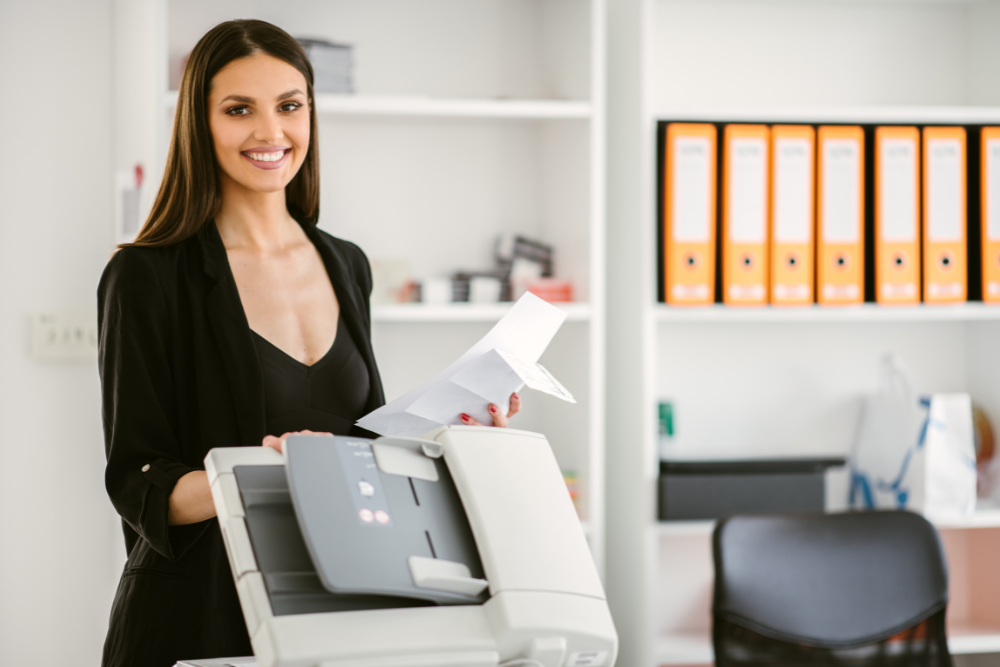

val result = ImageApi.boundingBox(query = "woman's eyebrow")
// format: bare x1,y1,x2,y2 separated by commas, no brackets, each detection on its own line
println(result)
220,94,254,105
218,89,305,105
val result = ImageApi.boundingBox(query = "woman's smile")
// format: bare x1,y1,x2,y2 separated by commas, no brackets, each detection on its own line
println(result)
241,146,291,169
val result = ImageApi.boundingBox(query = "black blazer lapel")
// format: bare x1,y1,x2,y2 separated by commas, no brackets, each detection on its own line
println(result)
304,223,386,413
199,222,267,448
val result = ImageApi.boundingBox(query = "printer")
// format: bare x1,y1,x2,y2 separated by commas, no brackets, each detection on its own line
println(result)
187,425,617,667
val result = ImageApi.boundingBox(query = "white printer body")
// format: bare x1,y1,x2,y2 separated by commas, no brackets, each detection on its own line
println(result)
204,426,617,667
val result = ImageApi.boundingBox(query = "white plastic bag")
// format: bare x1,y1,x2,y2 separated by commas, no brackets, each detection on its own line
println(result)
850,355,977,519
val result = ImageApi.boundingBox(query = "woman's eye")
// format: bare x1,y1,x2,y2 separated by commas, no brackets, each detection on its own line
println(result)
280,102,302,113
225,106,250,117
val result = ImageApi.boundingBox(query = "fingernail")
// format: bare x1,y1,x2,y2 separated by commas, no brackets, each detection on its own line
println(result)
513,392,520,400
489,405,497,413
460,414,470,422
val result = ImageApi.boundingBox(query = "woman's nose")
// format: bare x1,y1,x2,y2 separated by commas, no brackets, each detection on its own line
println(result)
254,110,283,143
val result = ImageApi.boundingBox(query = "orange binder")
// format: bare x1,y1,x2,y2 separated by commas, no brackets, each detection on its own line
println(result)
923,127,967,304
817,126,865,305
769,125,815,306
874,127,921,305
982,128,1000,303
722,125,770,306
664,123,717,305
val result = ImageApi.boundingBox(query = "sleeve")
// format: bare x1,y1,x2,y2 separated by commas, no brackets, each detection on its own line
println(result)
344,238,374,297
98,249,203,561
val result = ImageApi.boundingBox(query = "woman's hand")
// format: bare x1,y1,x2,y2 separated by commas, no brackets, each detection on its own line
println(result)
262,429,330,454
459,392,521,428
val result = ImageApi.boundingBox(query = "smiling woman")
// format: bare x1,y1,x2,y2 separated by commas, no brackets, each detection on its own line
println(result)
97,18,518,667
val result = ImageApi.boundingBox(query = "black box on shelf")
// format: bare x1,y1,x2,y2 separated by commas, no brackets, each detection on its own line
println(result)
658,457,845,521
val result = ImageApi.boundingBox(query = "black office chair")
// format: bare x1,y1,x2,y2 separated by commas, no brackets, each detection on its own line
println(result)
712,511,952,667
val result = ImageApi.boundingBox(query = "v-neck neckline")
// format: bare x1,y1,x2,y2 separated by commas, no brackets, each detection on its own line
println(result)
250,318,341,369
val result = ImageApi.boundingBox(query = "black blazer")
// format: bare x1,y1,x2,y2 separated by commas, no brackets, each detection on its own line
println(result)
97,221,384,667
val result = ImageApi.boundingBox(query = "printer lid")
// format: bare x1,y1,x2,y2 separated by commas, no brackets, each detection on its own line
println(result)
284,435,487,606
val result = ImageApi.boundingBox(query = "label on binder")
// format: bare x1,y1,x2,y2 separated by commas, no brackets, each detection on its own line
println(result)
880,139,918,242
673,138,712,243
823,284,860,300
989,139,1000,242
774,138,812,244
822,140,862,243
928,139,963,242
730,138,768,243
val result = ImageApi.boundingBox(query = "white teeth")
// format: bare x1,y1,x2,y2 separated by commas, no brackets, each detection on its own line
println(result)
246,151,285,162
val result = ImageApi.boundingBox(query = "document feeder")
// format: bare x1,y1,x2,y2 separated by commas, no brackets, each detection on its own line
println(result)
202,426,618,667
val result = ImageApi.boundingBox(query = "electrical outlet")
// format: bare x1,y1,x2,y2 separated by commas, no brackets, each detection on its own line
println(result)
31,311,99,361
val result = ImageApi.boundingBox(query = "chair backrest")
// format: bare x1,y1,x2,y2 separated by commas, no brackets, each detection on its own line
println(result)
712,511,952,667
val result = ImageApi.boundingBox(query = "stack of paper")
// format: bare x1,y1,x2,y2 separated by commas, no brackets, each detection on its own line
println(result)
357,292,575,438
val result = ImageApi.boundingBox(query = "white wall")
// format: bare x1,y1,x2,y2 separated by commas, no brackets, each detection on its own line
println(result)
0,1,117,665
651,0,972,109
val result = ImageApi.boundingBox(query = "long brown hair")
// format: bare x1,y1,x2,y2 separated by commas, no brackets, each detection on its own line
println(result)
123,20,319,249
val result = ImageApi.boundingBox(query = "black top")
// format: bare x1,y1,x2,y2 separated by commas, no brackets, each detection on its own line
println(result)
252,316,371,437
97,220,384,667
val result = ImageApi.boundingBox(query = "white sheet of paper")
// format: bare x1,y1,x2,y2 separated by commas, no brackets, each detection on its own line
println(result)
495,349,576,403
447,348,528,416
356,292,568,436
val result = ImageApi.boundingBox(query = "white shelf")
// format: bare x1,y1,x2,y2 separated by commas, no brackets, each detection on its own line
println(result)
164,91,591,120
948,626,1000,655
654,510,1000,537
653,105,1000,125
932,508,1000,530
371,302,590,323
656,631,713,666
657,626,1000,665
655,520,715,537
654,303,1000,324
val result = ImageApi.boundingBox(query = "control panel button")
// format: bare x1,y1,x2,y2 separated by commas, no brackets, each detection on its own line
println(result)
374,510,390,524
358,480,375,497
359,508,374,523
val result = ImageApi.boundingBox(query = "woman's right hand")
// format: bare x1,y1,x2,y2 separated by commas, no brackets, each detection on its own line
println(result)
262,429,330,454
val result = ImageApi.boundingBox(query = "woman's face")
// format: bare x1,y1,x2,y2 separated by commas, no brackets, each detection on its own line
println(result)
208,53,311,196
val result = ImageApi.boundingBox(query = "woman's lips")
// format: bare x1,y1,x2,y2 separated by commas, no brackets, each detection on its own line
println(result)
241,148,290,170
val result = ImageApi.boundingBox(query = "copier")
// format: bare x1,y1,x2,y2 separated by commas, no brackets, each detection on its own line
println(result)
179,426,617,667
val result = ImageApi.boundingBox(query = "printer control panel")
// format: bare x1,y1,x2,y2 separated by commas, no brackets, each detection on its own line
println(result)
336,439,394,527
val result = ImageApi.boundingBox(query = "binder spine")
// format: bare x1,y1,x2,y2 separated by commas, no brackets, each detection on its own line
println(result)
923,127,968,304
817,126,865,305
981,128,1000,303
664,123,718,306
769,126,815,306
722,125,770,306
874,127,921,305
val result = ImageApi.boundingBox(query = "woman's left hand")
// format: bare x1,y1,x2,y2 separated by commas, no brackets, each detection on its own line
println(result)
459,392,521,428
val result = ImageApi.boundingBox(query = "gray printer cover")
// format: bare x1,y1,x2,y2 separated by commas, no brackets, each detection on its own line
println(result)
284,435,486,605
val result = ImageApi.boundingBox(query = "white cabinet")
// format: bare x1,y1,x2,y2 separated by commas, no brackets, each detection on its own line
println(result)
606,1,1000,665
114,0,606,568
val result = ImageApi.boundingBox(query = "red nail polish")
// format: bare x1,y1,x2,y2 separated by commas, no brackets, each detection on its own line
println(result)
513,392,519,400
460,414,469,422
489,405,497,413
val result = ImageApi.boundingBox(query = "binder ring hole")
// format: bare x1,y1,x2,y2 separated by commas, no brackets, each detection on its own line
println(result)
939,251,955,272
893,253,907,270
740,253,755,270
785,252,800,271
834,253,850,270
683,252,700,270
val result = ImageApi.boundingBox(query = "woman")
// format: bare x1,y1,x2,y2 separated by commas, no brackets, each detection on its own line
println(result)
98,19,519,667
